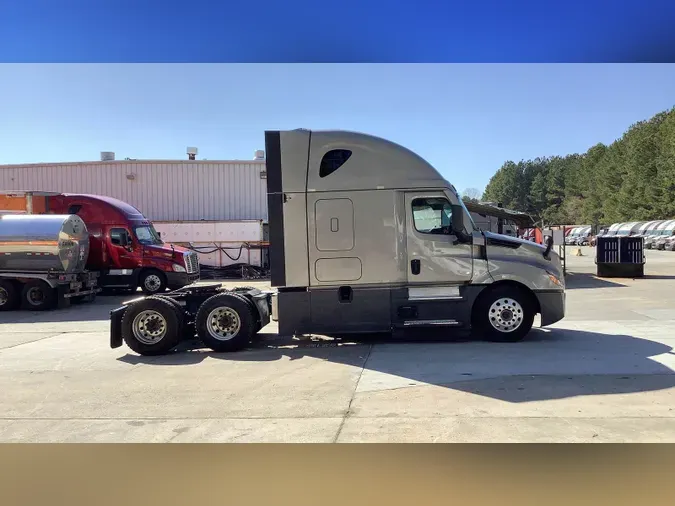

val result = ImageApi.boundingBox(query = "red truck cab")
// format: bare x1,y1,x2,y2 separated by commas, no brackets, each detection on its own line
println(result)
47,194,200,294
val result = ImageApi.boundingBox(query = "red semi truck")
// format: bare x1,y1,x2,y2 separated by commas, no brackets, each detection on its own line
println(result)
0,192,200,294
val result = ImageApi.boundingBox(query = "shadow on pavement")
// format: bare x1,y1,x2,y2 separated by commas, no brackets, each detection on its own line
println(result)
0,295,129,324
564,272,626,289
118,326,675,404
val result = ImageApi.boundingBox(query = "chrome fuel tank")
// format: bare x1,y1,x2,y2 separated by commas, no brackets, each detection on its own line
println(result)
0,214,90,273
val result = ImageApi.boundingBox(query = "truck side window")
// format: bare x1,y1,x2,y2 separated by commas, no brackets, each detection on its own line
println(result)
412,198,453,235
319,149,352,178
110,228,129,246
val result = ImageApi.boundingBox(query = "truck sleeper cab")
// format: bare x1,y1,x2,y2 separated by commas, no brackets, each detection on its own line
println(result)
110,129,565,356
49,194,200,294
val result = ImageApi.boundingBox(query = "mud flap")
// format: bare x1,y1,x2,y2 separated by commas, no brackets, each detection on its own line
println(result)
110,306,127,348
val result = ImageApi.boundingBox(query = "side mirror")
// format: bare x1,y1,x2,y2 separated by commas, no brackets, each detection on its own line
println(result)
451,205,470,242
120,232,132,249
543,235,554,259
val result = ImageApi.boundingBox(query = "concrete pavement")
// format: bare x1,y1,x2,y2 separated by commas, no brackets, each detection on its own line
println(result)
1,249,674,442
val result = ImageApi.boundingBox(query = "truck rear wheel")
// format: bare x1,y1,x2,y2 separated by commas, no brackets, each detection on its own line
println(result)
472,285,535,343
121,296,184,356
152,295,196,338
0,280,19,311
21,280,56,311
195,293,256,353
140,269,167,295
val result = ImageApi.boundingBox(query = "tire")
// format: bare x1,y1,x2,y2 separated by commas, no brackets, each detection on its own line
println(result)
139,269,167,295
153,295,197,340
195,292,257,353
121,296,184,356
0,279,19,311
21,280,56,311
227,291,264,334
471,285,535,343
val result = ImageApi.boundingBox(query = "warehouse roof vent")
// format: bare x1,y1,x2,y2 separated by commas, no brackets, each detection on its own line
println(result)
101,151,115,161
254,150,265,160
187,146,198,161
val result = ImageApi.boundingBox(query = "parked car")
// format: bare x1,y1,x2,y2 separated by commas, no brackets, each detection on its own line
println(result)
654,220,675,250
591,224,619,246
615,221,647,237
665,236,675,251
644,221,672,249
565,226,584,245
575,226,592,245
634,220,665,239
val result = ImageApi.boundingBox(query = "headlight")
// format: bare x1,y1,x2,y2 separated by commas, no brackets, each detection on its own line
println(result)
546,271,563,287
172,263,186,272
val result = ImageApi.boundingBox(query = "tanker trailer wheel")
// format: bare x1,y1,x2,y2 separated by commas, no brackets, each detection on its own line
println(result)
121,296,184,356
21,280,56,311
0,280,19,311
139,269,167,295
471,285,535,343
195,293,257,353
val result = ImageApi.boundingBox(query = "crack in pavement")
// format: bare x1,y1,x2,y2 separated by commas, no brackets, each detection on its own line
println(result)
332,343,373,443
0,332,68,351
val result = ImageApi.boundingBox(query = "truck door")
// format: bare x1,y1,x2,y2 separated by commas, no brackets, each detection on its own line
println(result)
108,227,138,270
405,192,473,284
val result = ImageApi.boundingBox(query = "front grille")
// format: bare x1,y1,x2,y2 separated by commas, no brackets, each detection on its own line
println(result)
184,252,200,274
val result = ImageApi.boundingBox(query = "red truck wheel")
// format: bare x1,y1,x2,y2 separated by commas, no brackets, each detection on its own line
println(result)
139,270,167,295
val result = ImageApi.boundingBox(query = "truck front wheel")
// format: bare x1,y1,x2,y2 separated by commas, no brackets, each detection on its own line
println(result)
121,296,184,356
139,269,167,295
195,293,257,353
472,286,535,343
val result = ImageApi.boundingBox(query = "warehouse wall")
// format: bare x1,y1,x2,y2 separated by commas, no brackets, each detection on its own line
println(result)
0,160,268,222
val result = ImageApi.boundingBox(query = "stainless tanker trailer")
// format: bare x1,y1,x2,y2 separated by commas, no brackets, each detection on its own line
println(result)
0,214,100,311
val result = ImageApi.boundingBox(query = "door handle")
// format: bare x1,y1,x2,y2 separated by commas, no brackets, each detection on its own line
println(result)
411,259,421,275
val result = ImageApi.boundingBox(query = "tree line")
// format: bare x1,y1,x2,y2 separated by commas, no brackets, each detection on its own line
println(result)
480,106,675,226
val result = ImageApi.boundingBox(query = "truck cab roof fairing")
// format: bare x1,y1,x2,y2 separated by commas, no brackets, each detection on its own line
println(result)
271,129,450,194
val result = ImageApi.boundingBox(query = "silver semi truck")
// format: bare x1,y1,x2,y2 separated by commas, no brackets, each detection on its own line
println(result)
0,214,100,311
110,129,565,356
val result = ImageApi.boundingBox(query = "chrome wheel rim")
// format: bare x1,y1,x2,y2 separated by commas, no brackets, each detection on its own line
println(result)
489,297,524,333
132,310,167,345
144,274,162,292
206,307,241,341
0,287,8,306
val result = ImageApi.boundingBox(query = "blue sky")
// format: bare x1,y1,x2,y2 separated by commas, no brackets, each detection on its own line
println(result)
1,64,674,193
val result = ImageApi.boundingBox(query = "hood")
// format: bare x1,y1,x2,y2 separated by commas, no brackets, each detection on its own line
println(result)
483,231,547,251
143,243,193,259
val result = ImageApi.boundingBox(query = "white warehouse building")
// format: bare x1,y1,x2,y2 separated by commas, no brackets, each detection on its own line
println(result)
0,153,269,222
0,151,270,270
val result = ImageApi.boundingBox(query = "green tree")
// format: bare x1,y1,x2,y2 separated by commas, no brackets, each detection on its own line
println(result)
482,106,675,227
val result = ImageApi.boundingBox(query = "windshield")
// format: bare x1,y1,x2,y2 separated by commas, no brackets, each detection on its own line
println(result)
134,225,163,245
